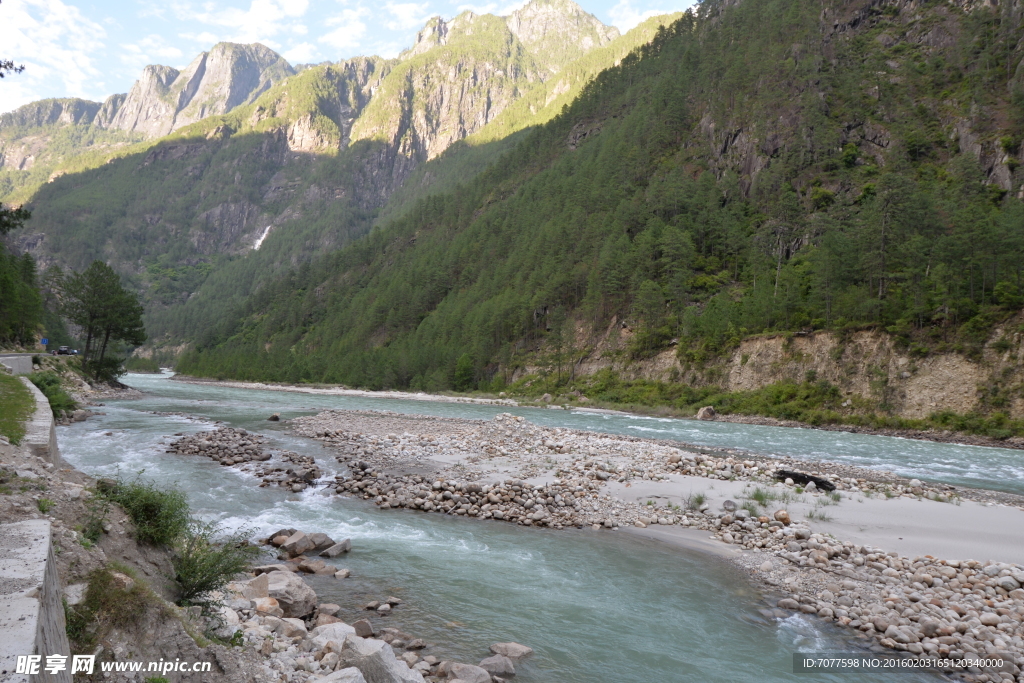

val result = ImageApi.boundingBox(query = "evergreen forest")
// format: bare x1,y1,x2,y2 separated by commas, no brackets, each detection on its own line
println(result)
178,0,1024,402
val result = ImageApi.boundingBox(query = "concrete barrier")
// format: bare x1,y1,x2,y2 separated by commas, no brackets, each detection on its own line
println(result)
0,520,72,683
17,378,61,465
0,354,34,376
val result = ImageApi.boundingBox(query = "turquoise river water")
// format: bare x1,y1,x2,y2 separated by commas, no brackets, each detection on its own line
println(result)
54,372,1003,682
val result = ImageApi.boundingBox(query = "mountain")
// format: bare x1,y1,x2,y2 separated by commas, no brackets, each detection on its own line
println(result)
1,0,677,346
174,0,1024,432
104,42,295,138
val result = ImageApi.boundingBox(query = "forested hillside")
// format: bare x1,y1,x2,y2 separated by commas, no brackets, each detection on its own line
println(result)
178,0,1024,402
2,3,675,347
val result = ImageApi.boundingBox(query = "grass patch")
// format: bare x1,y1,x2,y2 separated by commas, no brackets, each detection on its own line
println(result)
0,372,34,445
99,476,190,546
684,491,706,511
806,509,834,522
172,521,260,607
28,371,77,416
65,565,165,654
37,498,54,513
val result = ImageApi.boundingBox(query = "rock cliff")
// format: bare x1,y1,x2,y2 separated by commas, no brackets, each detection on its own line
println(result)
104,42,295,138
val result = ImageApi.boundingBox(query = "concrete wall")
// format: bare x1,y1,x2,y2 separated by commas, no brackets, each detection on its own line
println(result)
0,520,72,683
17,378,61,466
0,354,34,376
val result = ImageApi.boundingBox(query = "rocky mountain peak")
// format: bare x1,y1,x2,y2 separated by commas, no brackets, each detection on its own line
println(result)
506,0,619,72
104,42,294,138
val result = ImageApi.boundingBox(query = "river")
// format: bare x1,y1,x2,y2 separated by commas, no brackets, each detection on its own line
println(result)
56,373,968,682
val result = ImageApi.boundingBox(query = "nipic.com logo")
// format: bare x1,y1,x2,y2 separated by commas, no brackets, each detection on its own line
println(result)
15,654,94,675
13,655,213,675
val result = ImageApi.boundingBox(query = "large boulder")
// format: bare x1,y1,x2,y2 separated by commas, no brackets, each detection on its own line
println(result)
280,530,316,557
266,570,318,617
696,405,716,420
308,532,337,553
311,622,357,650
489,642,533,660
478,654,515,676
321,539,352,557
338,635,425,683
446,663,490,683
319,668,367,683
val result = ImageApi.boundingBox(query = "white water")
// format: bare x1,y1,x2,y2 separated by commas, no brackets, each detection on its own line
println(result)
56,373,952,682
253,225,273,250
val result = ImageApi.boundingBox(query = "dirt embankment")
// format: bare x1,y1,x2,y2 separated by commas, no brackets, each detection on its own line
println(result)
516,314,1024,420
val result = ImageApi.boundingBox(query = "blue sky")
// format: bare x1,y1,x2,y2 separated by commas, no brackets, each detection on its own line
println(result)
0,0,691,114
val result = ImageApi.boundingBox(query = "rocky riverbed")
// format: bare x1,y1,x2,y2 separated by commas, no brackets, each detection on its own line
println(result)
211,527,534,683
285,409,1024,683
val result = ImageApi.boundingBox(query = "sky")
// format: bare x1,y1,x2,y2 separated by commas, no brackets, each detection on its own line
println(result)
0,0,691,115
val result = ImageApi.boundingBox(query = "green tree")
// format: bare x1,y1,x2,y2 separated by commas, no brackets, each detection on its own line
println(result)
58,261,147,379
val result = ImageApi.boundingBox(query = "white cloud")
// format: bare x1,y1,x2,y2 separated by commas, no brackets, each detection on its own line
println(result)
384,1,432,31
608,0,667,31
283,42,319,64
318,7,370,52
0,0,108,110
456,0,526,17
120,34,185,70
174,0,310,44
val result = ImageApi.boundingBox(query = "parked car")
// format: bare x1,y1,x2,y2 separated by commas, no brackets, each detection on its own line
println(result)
56,346,71,355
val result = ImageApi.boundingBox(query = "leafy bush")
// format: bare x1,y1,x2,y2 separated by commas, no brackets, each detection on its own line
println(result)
100,477,190,546
28,371,76,416
172,521,261,606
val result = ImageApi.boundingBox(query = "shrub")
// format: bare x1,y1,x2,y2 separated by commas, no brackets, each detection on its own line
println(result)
27,371,76,416
172,521,261,606
101,477,190,546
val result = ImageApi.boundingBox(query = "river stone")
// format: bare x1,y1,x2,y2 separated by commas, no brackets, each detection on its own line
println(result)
338,635,426,683
320,603,342,617
447,663,490,683
489,642,533,660
253,596,284,617
266,570,318,617
322,539,353,557
696,406,716,420
254,564,293,575
979,612,1001,626
479,654,515,676
319,668,367,683
996,576,1020,592
280,531,316,557
311,622,357,650
309,532,337,553
280,617,308,638
774,510,791,525
722,499,737,511
777,598,800,610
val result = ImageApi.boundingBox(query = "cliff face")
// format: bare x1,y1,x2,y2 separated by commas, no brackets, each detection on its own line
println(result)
506,0,620,72
104,43,295,138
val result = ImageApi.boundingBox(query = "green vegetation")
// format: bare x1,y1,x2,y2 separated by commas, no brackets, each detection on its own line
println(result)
28,371,76,415
65,566,164,654
125,356,160,372
172,521,260,606
54,261,146,381
0,204,42,347
99,476,190,546
0,371,34,445
177,0,1024,423
36,497,54,513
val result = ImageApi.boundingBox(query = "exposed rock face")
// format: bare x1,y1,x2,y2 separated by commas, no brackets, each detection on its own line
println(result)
506,0,620,72
0,98,101,129
106,42,294,138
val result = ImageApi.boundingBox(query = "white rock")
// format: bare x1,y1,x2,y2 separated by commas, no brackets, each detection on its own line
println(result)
267,570,318,618
338,635,425,683
318,667,367,683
